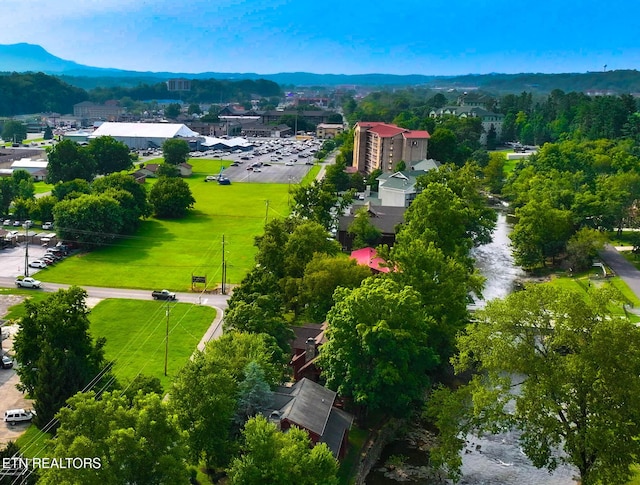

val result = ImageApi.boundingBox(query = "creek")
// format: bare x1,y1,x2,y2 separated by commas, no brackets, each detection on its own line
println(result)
366,212,578,485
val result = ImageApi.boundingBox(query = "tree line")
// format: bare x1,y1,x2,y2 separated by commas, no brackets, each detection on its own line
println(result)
1,137,196,248
0,72,282,116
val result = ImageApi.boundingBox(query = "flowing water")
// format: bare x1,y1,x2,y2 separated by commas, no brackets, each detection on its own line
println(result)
366,211,579,485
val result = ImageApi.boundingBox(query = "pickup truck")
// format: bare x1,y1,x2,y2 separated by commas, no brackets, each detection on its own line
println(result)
16,277,42,289
152,289,177,301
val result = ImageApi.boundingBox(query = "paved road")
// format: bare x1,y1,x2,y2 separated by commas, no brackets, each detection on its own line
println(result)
599,244,640,300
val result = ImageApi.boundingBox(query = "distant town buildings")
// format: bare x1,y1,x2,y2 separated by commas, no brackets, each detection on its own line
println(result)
73,101,124,122
352,122,430,175
166,78,192,92
316,123,344,139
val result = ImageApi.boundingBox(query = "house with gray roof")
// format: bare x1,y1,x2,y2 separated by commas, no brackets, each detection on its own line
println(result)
337,203,406,251
269,378,354,459
376,170,428,207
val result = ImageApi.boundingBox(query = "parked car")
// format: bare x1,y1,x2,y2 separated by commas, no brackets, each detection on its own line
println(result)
285,161,294,166
28,260,47,268
204,175,217,182
4,409,34,425
2,219,10,226
1,355,13,369
12,220,20,226
41,222,53,230
252,168,262,173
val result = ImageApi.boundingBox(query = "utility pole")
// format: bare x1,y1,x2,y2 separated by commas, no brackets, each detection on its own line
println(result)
164,302,170,377
24,224,29,277
221,235,226,295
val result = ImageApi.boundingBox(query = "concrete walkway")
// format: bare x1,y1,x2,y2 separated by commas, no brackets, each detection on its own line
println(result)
599,244,640,301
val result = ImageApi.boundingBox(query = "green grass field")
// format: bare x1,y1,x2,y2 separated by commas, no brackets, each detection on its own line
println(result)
33,180,54,195
89,299,216,390
36,159,296,289
15,425,52,459
544,273,640,322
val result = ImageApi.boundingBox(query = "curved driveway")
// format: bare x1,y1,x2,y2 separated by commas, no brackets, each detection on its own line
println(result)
0,277,230,347
599,244,640,300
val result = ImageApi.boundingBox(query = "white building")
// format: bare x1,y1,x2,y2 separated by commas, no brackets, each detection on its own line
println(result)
89,122,201,150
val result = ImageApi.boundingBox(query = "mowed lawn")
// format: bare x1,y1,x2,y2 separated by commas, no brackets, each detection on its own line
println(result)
37,159,292,290
89,299,216,389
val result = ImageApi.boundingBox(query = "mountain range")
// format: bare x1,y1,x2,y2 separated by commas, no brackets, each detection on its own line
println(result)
2,43,640,94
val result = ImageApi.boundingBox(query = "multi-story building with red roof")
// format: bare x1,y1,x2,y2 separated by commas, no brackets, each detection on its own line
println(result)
352,121,430,174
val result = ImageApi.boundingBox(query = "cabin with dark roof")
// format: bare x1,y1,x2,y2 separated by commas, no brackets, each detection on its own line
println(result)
268,378,354,459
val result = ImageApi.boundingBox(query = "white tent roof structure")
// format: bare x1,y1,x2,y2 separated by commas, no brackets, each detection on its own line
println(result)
90,122,200,139
201,136,252,148
11,159,48,169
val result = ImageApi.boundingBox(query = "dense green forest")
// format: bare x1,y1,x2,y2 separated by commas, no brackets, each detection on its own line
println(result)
344,87,640,147
0,72,282,116
0,72,88,115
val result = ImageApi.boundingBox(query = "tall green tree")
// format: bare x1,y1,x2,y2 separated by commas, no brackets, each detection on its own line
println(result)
510,199,573,268
2,120,27,143
299,254,371,322
227,415,338,485
39,391,189,485
33,195,57,223
13,287,111,428
51,178,91,201
148,176,195,218
290,181,340,230
171,332,288,469
223,296,293,354
235,361,273,425
43,125,53,140
53,193,124,246
0,178,15,215
46,139,97,183
318,277,438,417
162,138,190,165
87,135,135,175
432,285,640,485
347,208,382,249
12,169,35,199
92,171,151,221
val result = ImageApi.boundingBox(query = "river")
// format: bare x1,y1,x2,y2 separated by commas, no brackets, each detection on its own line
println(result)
366,212,579,485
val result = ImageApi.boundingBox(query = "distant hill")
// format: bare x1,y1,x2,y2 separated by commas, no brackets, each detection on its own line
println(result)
1,43,640,94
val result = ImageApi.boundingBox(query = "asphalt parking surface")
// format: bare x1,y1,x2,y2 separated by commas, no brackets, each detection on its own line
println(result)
0,240,55,278
195,137,322,184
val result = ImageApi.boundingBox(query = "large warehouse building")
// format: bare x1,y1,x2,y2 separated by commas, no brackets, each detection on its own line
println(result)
89,122,201,150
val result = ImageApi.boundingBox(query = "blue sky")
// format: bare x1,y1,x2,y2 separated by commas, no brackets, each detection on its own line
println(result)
3,0,639,75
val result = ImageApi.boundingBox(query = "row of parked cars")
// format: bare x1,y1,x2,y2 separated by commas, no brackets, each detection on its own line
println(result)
28,243,71,269
3,220,53,230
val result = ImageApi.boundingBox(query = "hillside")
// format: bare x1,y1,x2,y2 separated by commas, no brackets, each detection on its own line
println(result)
1,43,640,94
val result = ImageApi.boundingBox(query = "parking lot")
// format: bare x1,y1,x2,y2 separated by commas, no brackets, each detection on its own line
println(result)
0,237,57,278
193,137,322,184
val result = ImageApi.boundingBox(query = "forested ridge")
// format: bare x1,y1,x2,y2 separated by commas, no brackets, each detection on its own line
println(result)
0,72,282,116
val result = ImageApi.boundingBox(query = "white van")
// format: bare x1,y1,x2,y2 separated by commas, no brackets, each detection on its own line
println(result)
4,409,34,425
